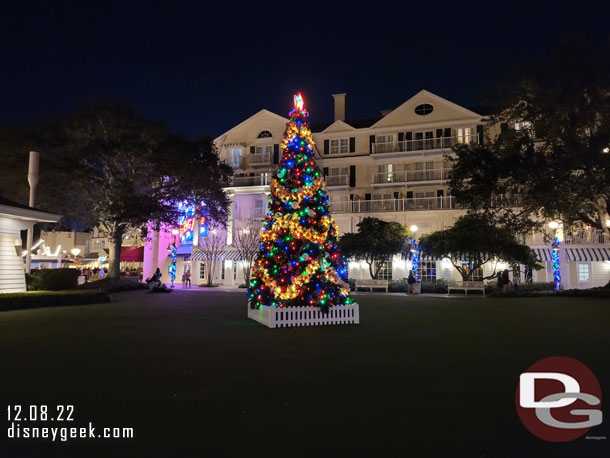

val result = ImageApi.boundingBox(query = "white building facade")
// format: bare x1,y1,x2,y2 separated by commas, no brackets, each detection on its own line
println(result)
147,90,610,288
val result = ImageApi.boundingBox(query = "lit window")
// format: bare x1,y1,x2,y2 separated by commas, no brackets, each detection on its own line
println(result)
199,262,206,280
514,121,532,131
578,263,590,282
228,147,241,166
457,128,472,144
377,261,393,280
257,130,273,138
421,261,437,281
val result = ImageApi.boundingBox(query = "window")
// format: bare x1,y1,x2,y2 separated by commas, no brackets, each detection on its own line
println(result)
221,261,225,280
421,261,437,281
578,263,590,282
228,147,241,166
457,128,472,144
252,199,266,218
460,261,483,281
329,194,349,212
199,262,206,280
233,262,238,280
255,145,272,155
330,138,349,154
415,104,434,115
257,130,273,138
514,121,532,131
376,134,394,145
377,261,392,280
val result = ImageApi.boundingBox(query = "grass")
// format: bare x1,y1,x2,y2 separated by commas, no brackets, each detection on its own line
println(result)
0,291,608,458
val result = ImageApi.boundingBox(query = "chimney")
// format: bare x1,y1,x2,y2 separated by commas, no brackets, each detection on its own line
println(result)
332,93,347,122
28,151,40,207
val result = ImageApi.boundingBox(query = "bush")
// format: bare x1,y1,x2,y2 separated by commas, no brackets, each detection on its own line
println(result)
78,277,147,293
486,281,556,295
489,283,610,298
388,279,448,293
26,269,81,291
0,290,111,311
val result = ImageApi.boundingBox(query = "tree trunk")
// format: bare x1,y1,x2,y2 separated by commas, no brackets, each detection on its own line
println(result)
595,196,610,241
368,262,375,280
109,227,124,279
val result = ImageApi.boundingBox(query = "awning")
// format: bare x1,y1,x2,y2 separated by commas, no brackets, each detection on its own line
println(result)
566,247,610,262
533,248,552,262
190,249,242,262
175,244,192,257
120,246,144,262
406,252,491,262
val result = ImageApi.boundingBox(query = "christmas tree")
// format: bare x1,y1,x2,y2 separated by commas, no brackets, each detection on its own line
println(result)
247,94,353,313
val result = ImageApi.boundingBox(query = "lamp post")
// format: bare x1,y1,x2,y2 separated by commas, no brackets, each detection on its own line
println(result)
549,221,561,290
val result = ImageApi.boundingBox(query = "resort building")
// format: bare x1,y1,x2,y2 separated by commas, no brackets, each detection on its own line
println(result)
144,90,610,289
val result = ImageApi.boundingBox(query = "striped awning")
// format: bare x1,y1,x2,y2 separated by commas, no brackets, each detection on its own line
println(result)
565,247,610,262
190,249,243,262
533,248,552,262
405,252,491,262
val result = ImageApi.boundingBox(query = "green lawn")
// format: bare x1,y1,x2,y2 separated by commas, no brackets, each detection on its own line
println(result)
0,291,608,458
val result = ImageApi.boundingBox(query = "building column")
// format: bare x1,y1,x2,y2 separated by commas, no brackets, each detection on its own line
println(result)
25,222,34,274
226,193,235,246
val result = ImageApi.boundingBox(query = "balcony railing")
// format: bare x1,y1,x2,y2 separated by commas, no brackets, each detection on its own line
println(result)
330,196,464,214
530,230,607,245
230,175,270,187
372,135,479,155
325,175,349,187
249,152,271,165
371,168,452,184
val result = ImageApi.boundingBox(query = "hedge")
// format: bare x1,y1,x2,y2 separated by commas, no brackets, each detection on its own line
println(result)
489,283,610,298
78,277,147,293
0,290,111,311
26,268,81,291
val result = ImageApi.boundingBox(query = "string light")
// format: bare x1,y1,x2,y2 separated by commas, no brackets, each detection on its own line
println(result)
246,93,353,312
551,236,561,290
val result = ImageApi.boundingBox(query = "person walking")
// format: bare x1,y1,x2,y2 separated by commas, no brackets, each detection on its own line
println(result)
512,269,521,290
407,271,416,295
185,270,191,288
99,267,105,280
501,269,511,292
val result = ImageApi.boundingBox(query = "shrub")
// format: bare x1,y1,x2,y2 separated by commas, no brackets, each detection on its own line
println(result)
388,279,448,293
489,284,610,298
78,277,147,293
26,269,81,291
0,290,111,311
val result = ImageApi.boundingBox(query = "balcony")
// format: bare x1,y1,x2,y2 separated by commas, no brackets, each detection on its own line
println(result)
230,175,270,187
371,136,479,157
529,230,607,245
248,152,272,167
371,168,452,186
330,196,464,214
325,174,349,188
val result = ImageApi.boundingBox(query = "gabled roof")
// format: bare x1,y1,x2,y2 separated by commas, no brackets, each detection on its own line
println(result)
371,90,484,128
214,109,289,144
316,119,357,134
0,197,61,222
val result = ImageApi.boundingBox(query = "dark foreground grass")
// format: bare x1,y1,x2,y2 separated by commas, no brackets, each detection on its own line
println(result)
0,291,608,458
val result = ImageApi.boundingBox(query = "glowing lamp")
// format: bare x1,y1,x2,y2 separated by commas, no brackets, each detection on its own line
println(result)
410,225,418,233
441,257,452,267
71,248,80,256
496,261,507,270
172,228,179,236
548,221,559,230
294,93,304,111
606,219,610,227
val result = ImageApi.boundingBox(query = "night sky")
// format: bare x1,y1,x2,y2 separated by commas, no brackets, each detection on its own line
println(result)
1,0,608,138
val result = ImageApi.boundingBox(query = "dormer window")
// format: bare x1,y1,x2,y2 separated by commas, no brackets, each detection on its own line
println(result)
257,130,273,139
414,104,434,116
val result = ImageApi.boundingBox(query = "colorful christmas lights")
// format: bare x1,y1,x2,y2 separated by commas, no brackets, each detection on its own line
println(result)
410,237,420,282
247,93,352,313
551,237,561,290
169,241,177,287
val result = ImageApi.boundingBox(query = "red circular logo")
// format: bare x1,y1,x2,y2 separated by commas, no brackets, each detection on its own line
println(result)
515,356,602,442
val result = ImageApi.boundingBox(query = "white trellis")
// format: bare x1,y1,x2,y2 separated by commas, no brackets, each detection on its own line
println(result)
248,303,360,328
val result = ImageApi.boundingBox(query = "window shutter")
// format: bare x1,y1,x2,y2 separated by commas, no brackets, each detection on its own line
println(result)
323,167,329,177
349,137,355,153
273,144,279,164
349,165,356,187
406,191,413,199
398,132,404,142
365,193,371,201
250,146,255,154
436,128,443,138
476,125,484,144
369,135,375,154
323,139,329,155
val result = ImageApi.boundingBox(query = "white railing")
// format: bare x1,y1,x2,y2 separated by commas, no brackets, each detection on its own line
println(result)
249,152,271,165
248,304,360,328
330,196,464,214
325,175,349,186
230,175,270,187
530,230,607,245
371,168,452,184
372,135,479,155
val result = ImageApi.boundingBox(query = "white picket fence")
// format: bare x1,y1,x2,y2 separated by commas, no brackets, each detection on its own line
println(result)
248,303,360,328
